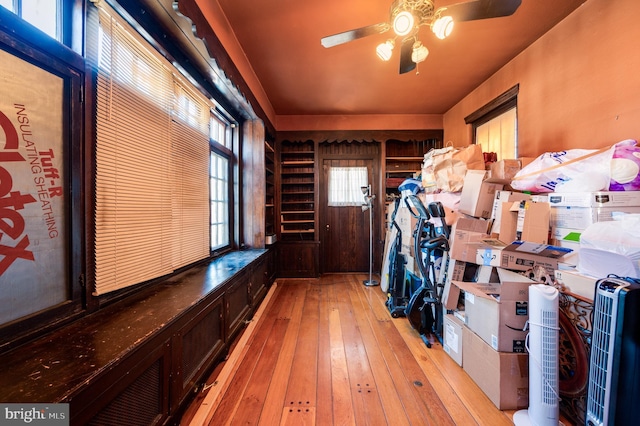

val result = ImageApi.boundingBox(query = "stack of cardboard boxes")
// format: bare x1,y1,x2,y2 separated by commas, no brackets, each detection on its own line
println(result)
387,165,640,410
440,169,571,410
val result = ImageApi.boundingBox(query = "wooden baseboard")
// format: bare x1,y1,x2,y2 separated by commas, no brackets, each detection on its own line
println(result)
188,282,279,426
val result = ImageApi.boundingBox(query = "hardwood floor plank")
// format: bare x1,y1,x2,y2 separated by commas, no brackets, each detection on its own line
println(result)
184,274,536,426
362,284,472,425
229,316,290,426
315,278,335,425
394,316,512,426
188,283,280,426
281,406,316,426
333,276,389,426
348,275,449,426
210,283,300,424
283,283,320,407
344,275,413,426
257,282,308,426
328,282,356,426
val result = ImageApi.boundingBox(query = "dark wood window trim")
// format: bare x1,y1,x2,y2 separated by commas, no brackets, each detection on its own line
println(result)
464,84,519,129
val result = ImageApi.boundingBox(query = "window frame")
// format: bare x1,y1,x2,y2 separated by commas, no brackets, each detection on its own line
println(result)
465,84,519,158
209,109,236,255
0,10,86,351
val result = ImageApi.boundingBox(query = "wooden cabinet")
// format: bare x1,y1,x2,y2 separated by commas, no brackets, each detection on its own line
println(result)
0,251,271,425
278,241,319,278
279,140,316,241
384,137,442,197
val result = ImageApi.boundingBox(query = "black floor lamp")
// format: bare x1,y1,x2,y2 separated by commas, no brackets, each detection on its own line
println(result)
361,185,379,287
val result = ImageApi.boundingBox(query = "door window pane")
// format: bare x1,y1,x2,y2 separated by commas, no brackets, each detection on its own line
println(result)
328,166,368,206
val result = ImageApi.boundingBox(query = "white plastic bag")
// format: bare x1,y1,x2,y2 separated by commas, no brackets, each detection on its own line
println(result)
510,140,636,193
579,215,640,278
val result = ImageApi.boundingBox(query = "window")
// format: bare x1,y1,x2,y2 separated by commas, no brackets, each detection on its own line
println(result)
209,109,235,251
210,150,230,250
328,166,368,206
211,111,234,150
0,13,83,344
0,0,61,41
465,85,519,160
475,107,517,160
90,2,230,295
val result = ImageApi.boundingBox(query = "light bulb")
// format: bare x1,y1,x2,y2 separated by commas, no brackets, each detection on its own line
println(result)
376,40,394,61
393,11,414,36
411,41,429,64
432,15,454,39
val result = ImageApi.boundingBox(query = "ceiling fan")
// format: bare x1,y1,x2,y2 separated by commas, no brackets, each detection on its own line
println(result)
321,0,522,74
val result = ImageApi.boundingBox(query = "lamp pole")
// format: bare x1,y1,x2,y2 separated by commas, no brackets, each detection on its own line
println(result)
363,185,379,287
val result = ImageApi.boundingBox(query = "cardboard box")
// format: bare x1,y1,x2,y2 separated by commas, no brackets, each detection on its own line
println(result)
499,200,550,245
453,268,535,352
476,241,572,275
449,217,491,263
490,190,530,235
459,170,508,218
549,205,640,229
443,313,464,366
554,269,597,302
463,326,529,410
442,260,479,309
547,191,640,208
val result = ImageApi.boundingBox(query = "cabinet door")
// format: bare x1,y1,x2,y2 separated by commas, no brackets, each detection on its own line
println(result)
250,256,268,308
173,294,225,408
71,338,171,426
225,273,251,341
277,242,318,278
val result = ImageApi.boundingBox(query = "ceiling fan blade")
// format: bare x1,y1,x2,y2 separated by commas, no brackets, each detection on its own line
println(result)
445,0,522,22
321,22,389,48
399,38,416,74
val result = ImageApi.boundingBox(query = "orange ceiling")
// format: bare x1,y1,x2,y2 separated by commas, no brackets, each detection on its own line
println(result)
213,0,586,116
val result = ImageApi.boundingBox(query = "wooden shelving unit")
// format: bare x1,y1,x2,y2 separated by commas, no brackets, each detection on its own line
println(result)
278,140,316,241
265,140,276,244
384,138,441,197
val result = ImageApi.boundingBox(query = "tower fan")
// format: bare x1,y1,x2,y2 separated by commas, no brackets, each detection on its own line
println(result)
514,284,560,426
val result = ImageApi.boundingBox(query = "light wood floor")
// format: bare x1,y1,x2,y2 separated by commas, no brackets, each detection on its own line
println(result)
181,274,521,425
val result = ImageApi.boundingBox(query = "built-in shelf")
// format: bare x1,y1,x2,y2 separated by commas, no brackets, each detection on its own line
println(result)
384,138,442,196
279,140,316,241
265,139,276,241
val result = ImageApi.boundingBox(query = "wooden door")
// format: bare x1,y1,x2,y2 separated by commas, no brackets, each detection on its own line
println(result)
321,158,375,273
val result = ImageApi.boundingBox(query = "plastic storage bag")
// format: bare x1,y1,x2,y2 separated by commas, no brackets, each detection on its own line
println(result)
510,140,636,193
579,214,640,278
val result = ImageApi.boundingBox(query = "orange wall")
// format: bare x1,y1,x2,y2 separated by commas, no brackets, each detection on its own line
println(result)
444,0,640,157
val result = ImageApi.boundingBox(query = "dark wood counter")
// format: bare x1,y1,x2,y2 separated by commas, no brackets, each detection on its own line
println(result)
0,249,272,425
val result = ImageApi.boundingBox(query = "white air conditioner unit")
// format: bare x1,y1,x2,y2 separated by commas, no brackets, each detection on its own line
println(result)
514,284,560,426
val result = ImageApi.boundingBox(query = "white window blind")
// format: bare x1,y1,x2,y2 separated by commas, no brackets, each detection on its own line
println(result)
328,166,368,206
476,107,517,160
171,81,210,268
91,4,211,294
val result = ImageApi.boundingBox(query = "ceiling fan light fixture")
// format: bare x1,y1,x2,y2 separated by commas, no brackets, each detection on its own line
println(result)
393,10,414,36
376,40,395,61
432,15,454,39
411,41,429,64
